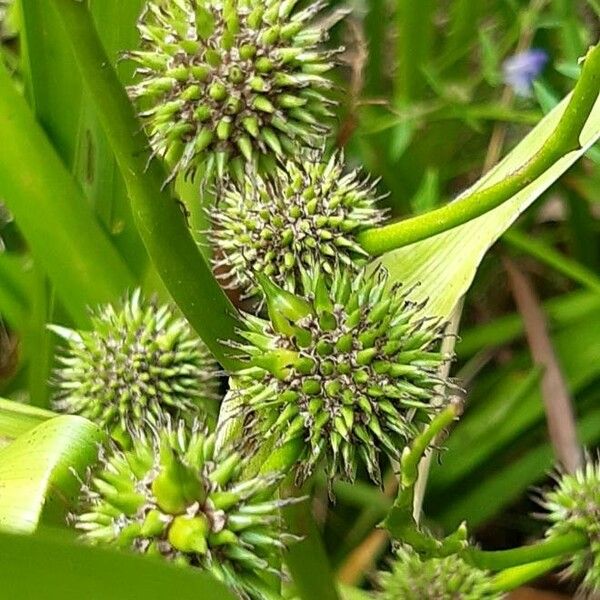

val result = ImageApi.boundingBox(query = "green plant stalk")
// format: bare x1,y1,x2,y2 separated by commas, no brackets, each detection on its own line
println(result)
383,404,461,546
358,42,600,255
49,0,242,370
490,557,565,593
0,61,134,327
464,530,587,571
504,228,600,295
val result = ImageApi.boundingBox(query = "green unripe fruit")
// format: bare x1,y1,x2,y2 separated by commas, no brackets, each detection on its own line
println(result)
377,547,504,600
128,0,341,181
226,265,452,484
210,151,388,297
51,290,221,442
72,421,301,600
539,460,600,595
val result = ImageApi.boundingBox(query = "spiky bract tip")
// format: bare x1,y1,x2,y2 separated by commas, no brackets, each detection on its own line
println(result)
210,150,387,298
227,265,450,485
377,547,504,600
52,290,220,443
129,0,340,181
72,419,300,600
540,460,600,594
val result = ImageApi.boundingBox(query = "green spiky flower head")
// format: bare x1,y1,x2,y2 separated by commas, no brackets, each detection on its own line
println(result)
377,547,504,600
210,150,387,297
129,0,340,181
52,290,220,444
72,420,300,599
540,460,600,594
227,265,450,484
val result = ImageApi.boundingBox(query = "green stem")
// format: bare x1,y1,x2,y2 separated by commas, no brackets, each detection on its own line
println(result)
49,0,242,370
383,404,461,545
358,42,600,255
490,557,565,592
464,530,587,571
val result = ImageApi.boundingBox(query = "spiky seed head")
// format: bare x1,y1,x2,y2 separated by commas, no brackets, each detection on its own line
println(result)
226,265,450,485
210,150,388,298
128,0,341,182
52,290,221,444
71,420,300,600
377,547,504,600
539,460,600,594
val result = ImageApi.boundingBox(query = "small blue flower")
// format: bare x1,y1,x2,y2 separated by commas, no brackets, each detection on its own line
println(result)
502,49,548,97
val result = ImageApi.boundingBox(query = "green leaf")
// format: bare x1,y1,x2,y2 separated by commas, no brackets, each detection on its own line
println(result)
0,415,103,534
0,61,135,327
0,398,54,444
0,529,236,600
0,252,32,331
378,91,600,319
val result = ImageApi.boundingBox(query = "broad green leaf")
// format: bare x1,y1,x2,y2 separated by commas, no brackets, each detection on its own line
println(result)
20,0,82,166
0,415,103,534
0,61,135,327
0,398,54,445
379,93,600,319
0,252,31,330
0,529,236,600
72,0,148,278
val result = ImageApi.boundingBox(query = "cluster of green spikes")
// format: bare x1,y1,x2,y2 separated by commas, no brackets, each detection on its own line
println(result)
128,0,339,181
229,266,450,484
210,150,388,298
73,420,301,600
52,290,221,446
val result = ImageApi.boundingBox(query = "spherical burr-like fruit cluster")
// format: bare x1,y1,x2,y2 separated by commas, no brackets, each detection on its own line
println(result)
128,0,340,181
72,420,300,600
540,460,600,594
377,547,504,600
52,290,220,443
210,150,387,298
227,265,450,484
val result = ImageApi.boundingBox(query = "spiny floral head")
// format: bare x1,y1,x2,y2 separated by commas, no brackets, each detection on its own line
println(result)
52,290,221,444
227,265,450,485
377,547,504,600
71,419,301,600
539,460,600,594
128,0,341,181
210,150,388,298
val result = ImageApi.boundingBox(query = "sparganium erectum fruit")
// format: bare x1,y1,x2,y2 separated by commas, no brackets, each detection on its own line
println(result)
539,460,600,595
128,0,341,181
52,290,220,444
210,150,387,298
377,547,504,600
72,419,301,600
226,265,451,485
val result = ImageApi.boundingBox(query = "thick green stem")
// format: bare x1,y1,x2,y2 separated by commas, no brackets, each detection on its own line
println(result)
464,530,587,571
49,0,242,370
490,557,565,592
358,43,600,255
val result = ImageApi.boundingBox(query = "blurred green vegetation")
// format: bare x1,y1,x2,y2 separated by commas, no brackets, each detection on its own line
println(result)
0,0,599,594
